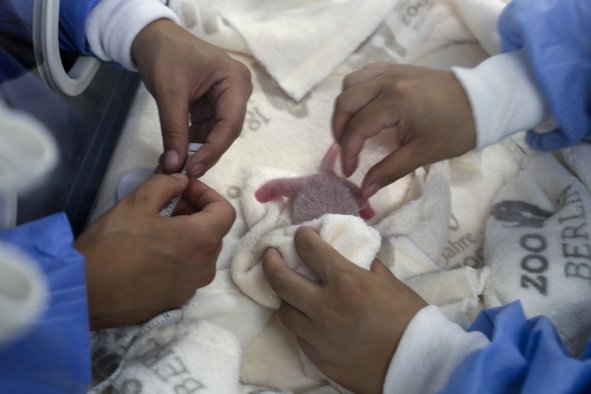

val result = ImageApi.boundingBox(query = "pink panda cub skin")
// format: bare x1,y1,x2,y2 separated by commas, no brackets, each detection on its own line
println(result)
255,144,375,224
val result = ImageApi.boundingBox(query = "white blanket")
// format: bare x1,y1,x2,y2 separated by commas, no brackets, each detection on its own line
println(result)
88,0,590,392
483,144,591,354
168,0,448,101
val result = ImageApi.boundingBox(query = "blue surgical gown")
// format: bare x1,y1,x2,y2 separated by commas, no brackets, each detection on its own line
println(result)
499,0,591,151
443,0,591,391
4,0,100,55
0,214,90,393
0,1,98,392
443,302,591,393
0,0,155,391
58,0,101,55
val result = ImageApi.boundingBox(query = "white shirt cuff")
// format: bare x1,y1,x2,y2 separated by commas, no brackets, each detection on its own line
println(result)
85,0,180,71
382,305,489,394
451,50,550,150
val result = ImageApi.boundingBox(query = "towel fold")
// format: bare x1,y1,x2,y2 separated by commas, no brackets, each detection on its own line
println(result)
170,0,449,101
405,266,488,326
452,0,506,55
87,2,538,391
182,270,274,348
376,163,452,279
171,0,397,101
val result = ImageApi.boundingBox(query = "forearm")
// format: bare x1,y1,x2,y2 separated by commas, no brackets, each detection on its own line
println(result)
85,0,179,70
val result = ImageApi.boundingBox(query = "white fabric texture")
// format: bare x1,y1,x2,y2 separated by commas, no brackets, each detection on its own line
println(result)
87,1,515,388
382,145,591,393
92,315,242,394
87,0,591,392
169,0,446,101
86,0,180,70
452,0,506,55
482,145,591,354
452,50,550,150
382,305,490,394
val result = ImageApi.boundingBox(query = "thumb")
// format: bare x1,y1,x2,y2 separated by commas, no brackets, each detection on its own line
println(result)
156,94,190,173
132,173,189,212
370,259,395,278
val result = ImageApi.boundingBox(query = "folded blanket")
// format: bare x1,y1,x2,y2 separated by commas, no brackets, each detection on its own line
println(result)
89,1,526,391
452,0,506,55
374,140,524,325
170,0,450,100
376,163,452,279
482,144,591,354
92,311,243,394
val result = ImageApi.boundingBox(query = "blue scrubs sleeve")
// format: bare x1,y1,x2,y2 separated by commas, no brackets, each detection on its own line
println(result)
0,213,91,394
5,0,100,54
498,0,591,151
441,302,591,394
58,0,101,55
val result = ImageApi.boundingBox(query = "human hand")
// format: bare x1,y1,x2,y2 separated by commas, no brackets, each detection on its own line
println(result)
332,63,476,198
75,174,235,330
131,19,252,177
262,227,427,394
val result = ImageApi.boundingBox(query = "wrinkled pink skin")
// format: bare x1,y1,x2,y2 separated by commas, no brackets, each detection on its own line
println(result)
255,144,375,224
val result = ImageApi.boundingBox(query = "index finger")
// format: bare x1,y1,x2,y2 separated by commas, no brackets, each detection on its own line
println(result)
360,139,429,198
338,95,403,177
341,62,391,90
177,179,236,236
131,173,189,212
332,81,381,144
187,74,252,176
156,92,190,174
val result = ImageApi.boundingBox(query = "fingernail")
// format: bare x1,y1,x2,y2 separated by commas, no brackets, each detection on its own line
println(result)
364,183,379,198
171,173,187,180
265,248,280,258
164,150,179,171
344,161,355,177
189,163,206,177
263,248,283,264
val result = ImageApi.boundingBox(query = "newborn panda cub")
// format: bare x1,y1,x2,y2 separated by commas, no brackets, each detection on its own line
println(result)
255,144,374,223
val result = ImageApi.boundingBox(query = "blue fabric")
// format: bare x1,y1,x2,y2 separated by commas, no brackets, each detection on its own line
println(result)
442,302,591,394
0,47,29,83
445,2,591,391
58,0,101,55
498,0,591,151
5,0,100,55
0,213,90,394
